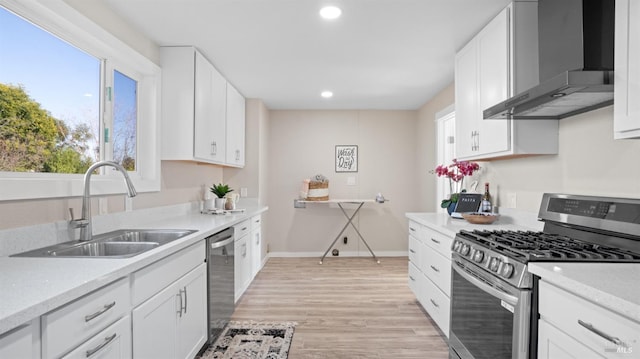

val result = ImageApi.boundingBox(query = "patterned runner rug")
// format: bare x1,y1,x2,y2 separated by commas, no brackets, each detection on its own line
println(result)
200,321,296,359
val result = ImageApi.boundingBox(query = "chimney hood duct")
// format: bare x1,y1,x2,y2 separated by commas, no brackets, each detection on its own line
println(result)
483,0,614,120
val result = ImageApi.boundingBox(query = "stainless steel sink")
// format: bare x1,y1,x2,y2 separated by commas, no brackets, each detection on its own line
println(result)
11,229,197,258
49,241,159,257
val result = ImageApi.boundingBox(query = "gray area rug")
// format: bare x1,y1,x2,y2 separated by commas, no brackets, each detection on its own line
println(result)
200,321,296,359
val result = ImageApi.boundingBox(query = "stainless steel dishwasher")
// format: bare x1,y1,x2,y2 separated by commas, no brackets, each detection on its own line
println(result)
206,227,235,344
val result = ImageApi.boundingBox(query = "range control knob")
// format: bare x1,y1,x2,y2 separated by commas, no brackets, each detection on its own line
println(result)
473,250,484,263
452,241,462,252
501,263,515,278
460,244,471,256
489,257,501,272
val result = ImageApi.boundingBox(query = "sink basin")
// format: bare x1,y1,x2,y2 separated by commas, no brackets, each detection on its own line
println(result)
94,229,197,245
49,241,159,257
11,229,197,258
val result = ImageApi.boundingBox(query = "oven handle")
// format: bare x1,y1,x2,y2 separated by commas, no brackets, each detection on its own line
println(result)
452,259,519,306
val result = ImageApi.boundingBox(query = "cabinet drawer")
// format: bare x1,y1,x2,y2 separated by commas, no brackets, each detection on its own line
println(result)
408,262,421,297
423,227,453,259
421,273,450,338
62,316,131,359
132,241,205,306
250,215,261,230
422,247,452,297
408,234,420,265
42,278,130,359
234,219,251,239
539,281,640,355
408,221,424,242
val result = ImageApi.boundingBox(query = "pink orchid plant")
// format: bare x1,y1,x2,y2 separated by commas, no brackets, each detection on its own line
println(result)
434,159,480,209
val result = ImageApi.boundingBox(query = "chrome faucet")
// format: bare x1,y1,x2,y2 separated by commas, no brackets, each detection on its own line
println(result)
71,161,137,241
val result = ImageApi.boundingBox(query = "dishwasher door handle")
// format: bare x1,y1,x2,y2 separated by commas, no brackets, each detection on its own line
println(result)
209,236,234,249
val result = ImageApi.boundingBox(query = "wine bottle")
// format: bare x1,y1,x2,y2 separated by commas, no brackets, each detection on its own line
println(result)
481,183,492,212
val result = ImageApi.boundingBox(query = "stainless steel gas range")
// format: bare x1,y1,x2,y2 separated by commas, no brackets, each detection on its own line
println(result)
448,193,640,359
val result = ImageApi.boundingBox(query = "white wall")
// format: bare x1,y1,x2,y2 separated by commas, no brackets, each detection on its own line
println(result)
480,106,640,211
266,110,418,256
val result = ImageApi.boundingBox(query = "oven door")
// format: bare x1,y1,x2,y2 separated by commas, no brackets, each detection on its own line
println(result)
449,253,531,359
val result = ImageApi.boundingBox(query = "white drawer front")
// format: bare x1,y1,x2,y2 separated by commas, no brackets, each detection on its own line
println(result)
132,241,205,306
408,221,423,241
408,262,421,297
234,219,251,239
42,278,130,359
422,247,452,297
423,227,453,259
421,273,450,338
250,215,261,230
61,315,131,359
539,281,640,356
408,234,420,265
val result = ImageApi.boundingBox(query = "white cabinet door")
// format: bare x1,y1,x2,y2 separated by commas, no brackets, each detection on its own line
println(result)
132,281,179,358
454,39,478,159
538,319,605,359
0,321,39,359
194,51,227,162
477,7,510,155
614,0,640,139
176,264,207,359
234,234,251,302
250,225,262,279
132,264,207,359
225,83,246,167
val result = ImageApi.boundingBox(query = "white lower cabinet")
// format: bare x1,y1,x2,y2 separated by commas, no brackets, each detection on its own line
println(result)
250,215,263,279
62,316,131,359
0,320,39,359
132,263,207,359
42,278,130,359
538,280,640,358
407,220,452,337
234,219,252,302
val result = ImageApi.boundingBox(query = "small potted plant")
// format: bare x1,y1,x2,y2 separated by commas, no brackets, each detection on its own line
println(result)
210,183,233,209
434,159,480,214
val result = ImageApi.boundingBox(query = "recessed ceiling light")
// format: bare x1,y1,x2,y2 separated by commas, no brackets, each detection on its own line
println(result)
320,6,342,20
321,91,334,98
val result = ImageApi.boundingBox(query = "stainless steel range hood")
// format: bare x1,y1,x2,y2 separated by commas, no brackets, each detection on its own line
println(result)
484,0,614,120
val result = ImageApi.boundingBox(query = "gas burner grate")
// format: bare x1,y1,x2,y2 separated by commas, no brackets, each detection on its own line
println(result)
458,229,640,262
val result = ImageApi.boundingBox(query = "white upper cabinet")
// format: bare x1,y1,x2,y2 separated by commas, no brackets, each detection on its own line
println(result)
225,83,246,167
161,46,246,167
614,0,640,139
454,2,558,160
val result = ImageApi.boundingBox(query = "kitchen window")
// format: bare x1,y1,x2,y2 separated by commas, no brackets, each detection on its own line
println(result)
0,0,160,200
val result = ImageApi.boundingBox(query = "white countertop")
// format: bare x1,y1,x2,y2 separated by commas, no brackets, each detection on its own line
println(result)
405,210,543,237
0,204,267,334
529,262,640,324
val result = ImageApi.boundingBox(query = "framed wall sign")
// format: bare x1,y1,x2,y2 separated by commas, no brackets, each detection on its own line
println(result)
335,145,358,172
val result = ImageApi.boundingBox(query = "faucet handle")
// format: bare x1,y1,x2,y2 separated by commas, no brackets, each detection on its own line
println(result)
68,208,89,228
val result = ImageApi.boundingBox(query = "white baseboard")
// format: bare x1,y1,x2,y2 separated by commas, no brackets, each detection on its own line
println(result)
266,251,408,258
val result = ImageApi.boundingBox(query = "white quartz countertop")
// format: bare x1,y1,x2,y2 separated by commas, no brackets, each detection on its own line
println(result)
405,211,543,237
0,204,267,334
529,262,640,324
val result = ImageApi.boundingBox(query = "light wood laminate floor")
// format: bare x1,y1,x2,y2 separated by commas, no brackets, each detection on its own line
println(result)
231,257,449,358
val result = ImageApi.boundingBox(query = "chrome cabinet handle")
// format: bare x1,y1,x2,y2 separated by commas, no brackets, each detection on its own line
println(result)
430,298,439,308
84,301,116,322
235,149,240,161
211,141,217,156
578,320,626,347
176,291,183,317
409,227,416,232
409,249,416,253
183,286,188,314
430,265,440,273
85,333,117,358
409,275,416,281
242,243,247,257
430,238,440,244
242,227,248,231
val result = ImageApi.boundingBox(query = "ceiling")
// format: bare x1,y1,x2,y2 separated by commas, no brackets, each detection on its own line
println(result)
101,0,511,110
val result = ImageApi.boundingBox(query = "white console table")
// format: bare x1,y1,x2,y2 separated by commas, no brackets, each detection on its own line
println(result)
294,199,386,264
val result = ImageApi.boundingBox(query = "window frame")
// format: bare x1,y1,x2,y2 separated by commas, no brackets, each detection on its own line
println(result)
0,0,161,200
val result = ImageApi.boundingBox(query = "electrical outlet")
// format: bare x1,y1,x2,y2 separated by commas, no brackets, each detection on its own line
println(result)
99,197,108,215
506,192,517,208
240,187,248,197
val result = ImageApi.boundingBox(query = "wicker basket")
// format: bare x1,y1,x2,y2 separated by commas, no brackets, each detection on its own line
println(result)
306,181,329,201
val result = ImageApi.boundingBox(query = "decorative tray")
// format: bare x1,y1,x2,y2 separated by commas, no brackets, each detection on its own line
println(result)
461,212,500,224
